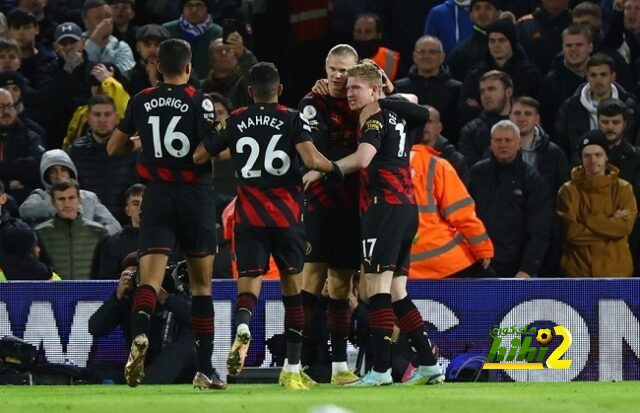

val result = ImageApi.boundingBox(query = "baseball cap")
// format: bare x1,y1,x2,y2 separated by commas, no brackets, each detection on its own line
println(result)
136,24,171,42
54,22,83,43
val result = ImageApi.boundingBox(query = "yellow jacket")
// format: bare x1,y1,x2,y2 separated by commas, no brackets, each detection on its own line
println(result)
62,77,130,150
409,145,493,278
558,165,637,277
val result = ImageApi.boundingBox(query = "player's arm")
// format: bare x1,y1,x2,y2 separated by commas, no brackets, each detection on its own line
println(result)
335,142,377,174
107,128,135,156
107,98,137,156
193,94,228,164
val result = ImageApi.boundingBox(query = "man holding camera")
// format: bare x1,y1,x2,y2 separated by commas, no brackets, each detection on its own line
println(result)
89,254,201,384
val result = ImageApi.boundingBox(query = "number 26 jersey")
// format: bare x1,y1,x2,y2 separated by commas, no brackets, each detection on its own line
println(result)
203,103,312,227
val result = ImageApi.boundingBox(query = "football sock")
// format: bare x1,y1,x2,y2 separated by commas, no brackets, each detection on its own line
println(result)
327,298,350,362
235,292,257,328
131,284,157,338
283,294,304,365
393,296,437,366
192,295,214,376
369,293,394,373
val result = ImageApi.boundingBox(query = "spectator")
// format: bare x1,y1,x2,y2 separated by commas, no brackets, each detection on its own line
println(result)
123,23,170,96
208,92,237,197
94,183,143,278
0,87,44,204
459,70,513,167
539,24,592,132
468,120,552,277
461,19,541,117
555,53,639,164
1,226,55,280
571,1,632,90
200,31,257,109
409,139,494,279
88,254,207,384
447,0,500,82
0,180,32,263
61,62,130,149
107,0,137,55
18,0,59,47
510,96,570,276
35,179,108,280
162,0,222,81
394,36,462,145
6,8,57,90
603,0,640,84
82,0,135,75
69,94,137,224
0,38,22,72
0,70,46,140
420,105,467,180
557,130,637,277
39,22,93,149
423,0,473,55
516,0,572,73
352,13,401,81
19,148,121,234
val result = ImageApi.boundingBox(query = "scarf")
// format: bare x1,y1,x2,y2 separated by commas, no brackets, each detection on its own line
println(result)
179,14,213,44
580,83,619,129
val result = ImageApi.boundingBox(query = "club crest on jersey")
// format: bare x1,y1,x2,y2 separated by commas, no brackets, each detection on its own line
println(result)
202,98,214,112
302,105,317,120
364,119,383,133
216,119,227,132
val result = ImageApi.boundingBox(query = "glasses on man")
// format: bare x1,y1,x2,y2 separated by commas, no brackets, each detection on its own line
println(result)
0,103,15,112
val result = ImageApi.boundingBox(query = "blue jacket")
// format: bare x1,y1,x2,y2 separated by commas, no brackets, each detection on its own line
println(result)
423,0,473,55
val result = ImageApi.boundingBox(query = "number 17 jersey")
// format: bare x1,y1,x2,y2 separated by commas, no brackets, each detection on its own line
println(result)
203,103,312,228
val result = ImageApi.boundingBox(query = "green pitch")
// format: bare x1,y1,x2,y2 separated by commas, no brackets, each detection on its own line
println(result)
0,382,638,413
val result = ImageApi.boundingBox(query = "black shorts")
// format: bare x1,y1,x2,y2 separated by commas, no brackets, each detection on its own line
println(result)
303,207,360,270
235,223,306,277
139,183,217,257
360,204,418,276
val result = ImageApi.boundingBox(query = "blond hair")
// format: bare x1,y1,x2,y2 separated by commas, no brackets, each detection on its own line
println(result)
346,62,383,88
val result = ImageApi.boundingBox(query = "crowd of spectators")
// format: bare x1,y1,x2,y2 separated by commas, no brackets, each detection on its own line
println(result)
0,0,639,280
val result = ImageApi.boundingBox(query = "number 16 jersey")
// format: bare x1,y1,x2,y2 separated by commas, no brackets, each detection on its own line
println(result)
203,103,312,228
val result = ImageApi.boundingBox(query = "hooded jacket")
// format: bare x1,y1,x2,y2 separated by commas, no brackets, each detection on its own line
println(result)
424,0,473,55
558,165,636,277
19,149,121,235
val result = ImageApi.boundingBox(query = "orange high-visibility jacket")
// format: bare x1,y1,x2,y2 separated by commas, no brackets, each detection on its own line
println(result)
222,197,280,280
289,0,333,42
409,145,494,278
372,46,400,81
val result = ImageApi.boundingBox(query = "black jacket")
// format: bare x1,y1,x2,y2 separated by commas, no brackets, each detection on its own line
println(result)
516,7,572,73
459,111,508,168
394,66,462,144
433,134,468,182
523,128,570,197
68,132,138,224
609,138,640,201
538,63,585,133
94,225,139,279
0,119,45,202
554,83,639,163
468,153,552,276
446,26,488,82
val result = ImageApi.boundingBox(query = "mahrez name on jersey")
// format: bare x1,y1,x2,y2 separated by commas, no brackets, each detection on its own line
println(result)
237,115,284,133
144,97,190,113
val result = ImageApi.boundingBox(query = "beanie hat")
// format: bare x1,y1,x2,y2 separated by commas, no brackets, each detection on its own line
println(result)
486,19,517,51
1,227,37,256
579,129,610,157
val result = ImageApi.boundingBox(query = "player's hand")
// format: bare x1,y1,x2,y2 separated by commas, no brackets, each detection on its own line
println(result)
324,161,345,186
613,209,631,218
515,271,531,279
359,100,381,125
303,170,323,190
157,287,169,304
480,258,491,269
116,271,135,300
380,71,394,95
226,31,245,58
130,134,141,151
311,79,330,96
90,18,113,46
91,63,114,83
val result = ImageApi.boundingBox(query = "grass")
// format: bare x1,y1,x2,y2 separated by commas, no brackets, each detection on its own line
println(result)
0,382,639,413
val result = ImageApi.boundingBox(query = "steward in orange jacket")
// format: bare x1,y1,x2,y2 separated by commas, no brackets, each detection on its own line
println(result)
409,145,493,278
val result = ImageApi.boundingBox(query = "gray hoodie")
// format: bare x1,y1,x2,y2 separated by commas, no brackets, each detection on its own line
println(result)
19,150,122,235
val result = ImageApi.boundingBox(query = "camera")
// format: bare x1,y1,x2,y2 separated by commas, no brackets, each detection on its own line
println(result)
129,261,189,294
